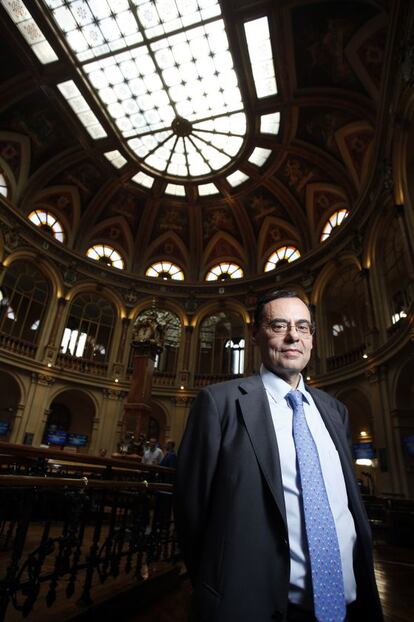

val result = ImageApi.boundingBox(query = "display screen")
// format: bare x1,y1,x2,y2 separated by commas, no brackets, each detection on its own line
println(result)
353,442,375,459
0,421,10,436
403,435,414,457
46,431,68,446
67,434,88,448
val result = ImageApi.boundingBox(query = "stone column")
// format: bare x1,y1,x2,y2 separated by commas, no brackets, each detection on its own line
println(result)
17,373,55,446
99,388,128,455
170,395,194,446
43,297,67,365
360,269,379,352
367,365,408,496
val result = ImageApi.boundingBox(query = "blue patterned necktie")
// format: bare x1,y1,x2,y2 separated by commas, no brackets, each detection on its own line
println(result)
286,390,346,622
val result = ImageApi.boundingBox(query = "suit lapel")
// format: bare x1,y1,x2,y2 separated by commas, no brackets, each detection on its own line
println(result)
238,376,288,534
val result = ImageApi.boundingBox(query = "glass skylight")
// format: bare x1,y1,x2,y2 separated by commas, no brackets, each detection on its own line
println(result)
206,263,243,281
132,171,154,189
198,183,219,196
165,183,186,196
260,112,280,135
28,209,65,242
43,0,247,178
86,244,124,269
264,246,301,271
58,81,107,138
1,0,58,64
0,173,7,197
244,17,277,98
226,170,249,187
104,150,127,169
321,210,349,242
248,147,271,167
146,261,184,281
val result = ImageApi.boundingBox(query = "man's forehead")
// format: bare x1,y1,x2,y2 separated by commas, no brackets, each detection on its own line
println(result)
263,297,310,318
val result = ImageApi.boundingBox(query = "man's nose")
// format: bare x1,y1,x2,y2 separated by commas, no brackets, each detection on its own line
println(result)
284,325,300,340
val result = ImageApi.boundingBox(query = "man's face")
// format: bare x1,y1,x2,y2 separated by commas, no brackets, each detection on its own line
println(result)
253,297,313,385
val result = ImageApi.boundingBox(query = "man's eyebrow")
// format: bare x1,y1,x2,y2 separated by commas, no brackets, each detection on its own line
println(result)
268,318,310,323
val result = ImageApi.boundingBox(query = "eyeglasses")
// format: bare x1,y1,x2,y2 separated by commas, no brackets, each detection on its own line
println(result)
266,320,315,337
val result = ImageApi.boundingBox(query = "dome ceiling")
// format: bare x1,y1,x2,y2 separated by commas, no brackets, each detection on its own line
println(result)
0,0,392,283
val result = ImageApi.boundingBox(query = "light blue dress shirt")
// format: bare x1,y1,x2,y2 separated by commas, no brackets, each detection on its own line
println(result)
260,365,357,608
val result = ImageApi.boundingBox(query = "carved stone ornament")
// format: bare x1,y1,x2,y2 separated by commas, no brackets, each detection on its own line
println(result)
31,373,55,386
63,261,78,286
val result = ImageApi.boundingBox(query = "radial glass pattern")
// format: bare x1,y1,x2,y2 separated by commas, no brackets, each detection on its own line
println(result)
264,246,301,271
146,261,184,280
321,210,349,242
86,244,124,269
206,262,243,281
28,209,65,242
44,0,247,179
0,173,7,197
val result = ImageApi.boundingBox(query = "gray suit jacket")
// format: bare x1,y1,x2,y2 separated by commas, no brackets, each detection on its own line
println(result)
174,375,383,622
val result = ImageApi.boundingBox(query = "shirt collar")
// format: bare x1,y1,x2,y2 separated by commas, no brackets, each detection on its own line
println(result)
260,364,309,404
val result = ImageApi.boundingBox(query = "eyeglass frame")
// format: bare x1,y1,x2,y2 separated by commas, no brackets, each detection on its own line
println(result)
264,319,315,337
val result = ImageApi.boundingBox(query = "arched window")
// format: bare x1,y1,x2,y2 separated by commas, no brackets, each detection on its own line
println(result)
264,246,301,271
129,309,181,373
0,171,8,198
197,310,245,375
323,265,369,358
28,209,65,242
380,217,412,326
205,262,243,281
0,261,49,344
60,293,116,362
86,244,124,269
320,209,349,242
146,261,184,281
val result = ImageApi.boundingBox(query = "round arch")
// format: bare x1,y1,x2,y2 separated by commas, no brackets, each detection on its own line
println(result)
44,388,97,451
3,250,63,298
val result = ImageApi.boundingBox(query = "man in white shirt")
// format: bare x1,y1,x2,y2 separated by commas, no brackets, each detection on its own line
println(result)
142,437,164,465
175,290,383,622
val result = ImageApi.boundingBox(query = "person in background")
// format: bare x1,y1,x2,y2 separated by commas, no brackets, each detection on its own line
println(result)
160,439,177,468
142,437,164,465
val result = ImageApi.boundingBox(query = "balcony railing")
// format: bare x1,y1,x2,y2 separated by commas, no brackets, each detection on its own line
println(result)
194,372,242,387
56,353,108,376
0,333,37,358
326,345,366,371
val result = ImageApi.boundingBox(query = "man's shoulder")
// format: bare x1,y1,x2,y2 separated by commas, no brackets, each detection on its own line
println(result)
201,374,262,396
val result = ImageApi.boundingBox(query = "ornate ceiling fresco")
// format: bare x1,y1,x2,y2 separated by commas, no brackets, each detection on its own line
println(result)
0,0,401,284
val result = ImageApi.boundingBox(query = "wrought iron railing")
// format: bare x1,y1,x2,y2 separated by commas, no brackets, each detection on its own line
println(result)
0,448,177,621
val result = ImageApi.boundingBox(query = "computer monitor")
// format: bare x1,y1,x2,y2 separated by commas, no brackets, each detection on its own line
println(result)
352,442,375,460
46,430,68,446
403,435,414,457
66,433,88,448
0,421,10,436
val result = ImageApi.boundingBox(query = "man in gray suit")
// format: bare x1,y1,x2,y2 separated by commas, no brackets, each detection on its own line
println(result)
174,290,383,622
